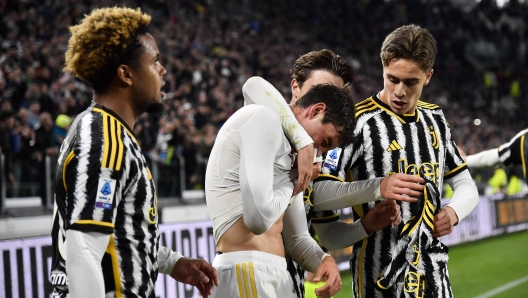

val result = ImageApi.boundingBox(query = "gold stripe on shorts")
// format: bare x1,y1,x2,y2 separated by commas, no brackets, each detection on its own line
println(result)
249,262,258,298
235,262,259,298
236,263,245,297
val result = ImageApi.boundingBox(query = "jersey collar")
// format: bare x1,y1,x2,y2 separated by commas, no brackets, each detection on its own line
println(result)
372,93,420,124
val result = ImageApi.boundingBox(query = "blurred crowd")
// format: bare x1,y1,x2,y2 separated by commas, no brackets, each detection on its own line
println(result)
1,0,527,199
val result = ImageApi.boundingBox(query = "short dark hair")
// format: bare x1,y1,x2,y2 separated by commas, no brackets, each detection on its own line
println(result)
380,24,437,72
294,84,356,147
64,7,151,93
290,49,354,91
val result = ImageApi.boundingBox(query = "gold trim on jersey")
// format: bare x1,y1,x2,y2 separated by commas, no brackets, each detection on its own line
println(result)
303,187,313,206
521,135,526,179
424,201,435,230
444,163,466,176
417,100,439,110
93,107,139,145
355,99,379,118
311,214,339,221
401,188,435,236
75,220,115,228
353,205,364,218
106,235,123,298
358,238,368,298
318,173,344,182
355,97,376,109
377,279,389,290
94,108,128,170
62,151,76,190
109,116,117,168
345,170,355,182
369,97,407,124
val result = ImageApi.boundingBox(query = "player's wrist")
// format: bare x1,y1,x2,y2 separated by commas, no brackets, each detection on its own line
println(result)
360,217,375,234
321,254,335,264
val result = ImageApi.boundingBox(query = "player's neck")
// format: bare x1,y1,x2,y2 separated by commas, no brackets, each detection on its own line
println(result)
94,91,137,129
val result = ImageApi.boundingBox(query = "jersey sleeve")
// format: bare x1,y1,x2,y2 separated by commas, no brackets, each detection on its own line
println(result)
242,76,313,151
282,194,329,273
64,112,126,234
238,106,296,234
441,116,469,179
498,128,528,169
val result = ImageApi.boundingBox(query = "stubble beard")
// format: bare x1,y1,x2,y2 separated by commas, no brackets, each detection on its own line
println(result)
145,100,165,116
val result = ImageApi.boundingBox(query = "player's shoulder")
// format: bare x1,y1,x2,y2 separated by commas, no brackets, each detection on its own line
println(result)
235,104,281,125
353,96,385,133
417,100,441,111
355,96,382,120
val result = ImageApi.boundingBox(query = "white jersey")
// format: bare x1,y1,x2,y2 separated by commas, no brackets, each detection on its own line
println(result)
205,104,297,244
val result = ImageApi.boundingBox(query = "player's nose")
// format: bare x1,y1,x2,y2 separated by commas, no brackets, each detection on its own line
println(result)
394,83,405,98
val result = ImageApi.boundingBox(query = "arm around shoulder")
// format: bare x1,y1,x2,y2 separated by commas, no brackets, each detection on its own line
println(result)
238,107,295,234
242,76,313,151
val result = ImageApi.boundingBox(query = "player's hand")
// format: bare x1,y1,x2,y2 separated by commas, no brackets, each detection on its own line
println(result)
312,256,342,298
361,200,401,234
380,173,424,202
293,143,314,196
433,206,459,238
170,257,219,298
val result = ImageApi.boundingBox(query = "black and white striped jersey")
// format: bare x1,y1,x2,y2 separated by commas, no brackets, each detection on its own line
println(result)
498,127,528,179
50,103,159,298
317,94,467,298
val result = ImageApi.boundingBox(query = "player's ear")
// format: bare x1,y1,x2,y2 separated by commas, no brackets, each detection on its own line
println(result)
291,79,300,102
116,65,133,87
310,103,326,119
424,69,433,86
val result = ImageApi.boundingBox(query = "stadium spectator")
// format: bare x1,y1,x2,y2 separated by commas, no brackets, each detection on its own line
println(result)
0,111,15,185
1,0,527,198
35,112,58,204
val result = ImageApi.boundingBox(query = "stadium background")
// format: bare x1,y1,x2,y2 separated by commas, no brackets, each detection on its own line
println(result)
1,0,528,297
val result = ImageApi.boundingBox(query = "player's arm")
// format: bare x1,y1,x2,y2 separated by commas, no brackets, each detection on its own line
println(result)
66,231,109,297
158,246,219,297
312,173,422,211
434,170,479,237
243,76,314,195
465,128,528,168
242,76,313,151
434,120,479,237
465,148,500,168
282,194,342,297
64,115,126,296
313,200,401,250
239,106,296,234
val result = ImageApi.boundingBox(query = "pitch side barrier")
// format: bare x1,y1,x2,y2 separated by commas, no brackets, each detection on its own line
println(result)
1,194,527,298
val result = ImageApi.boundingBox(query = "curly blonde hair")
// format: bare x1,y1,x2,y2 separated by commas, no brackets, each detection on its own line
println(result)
64,7,151,92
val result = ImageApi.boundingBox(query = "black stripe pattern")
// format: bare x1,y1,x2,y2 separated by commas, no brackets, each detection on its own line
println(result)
319,94,466,297
51,103,160,297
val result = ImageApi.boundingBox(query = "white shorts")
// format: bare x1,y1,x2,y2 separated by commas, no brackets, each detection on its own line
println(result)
211,251,297,298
